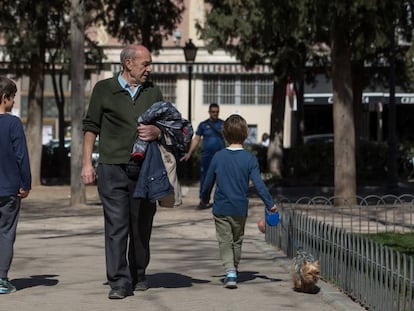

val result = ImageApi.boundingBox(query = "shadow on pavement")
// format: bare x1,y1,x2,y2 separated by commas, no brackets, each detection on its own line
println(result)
293,285,321,294
147,272,210,288
12,274,59,291
213,271,283,283
237,270,283,283
212,270,283,284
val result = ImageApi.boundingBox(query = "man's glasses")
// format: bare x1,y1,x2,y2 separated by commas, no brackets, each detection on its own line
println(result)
209,110,219,113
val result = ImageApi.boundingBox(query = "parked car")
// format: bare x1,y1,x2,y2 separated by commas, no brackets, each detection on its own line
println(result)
303,133,334,144
41,138,99,184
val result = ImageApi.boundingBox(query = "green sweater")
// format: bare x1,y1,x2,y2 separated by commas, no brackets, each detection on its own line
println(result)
83,75,163,164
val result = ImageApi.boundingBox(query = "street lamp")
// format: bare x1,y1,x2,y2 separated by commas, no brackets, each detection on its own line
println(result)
183,39,198,120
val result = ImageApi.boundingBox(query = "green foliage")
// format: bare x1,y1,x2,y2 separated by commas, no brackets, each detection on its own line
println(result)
197,0,317,78
277,141,390,185
177,144,202,184
245,143,269,172
98,0,185,51
398,140,414,180
0,0,104,76
0,1,49,72
198,0,414,194
399,140,414,157
356,141,389,181
362,232,414,257
283,142,335,185
251,140,414,186
199,0,414,91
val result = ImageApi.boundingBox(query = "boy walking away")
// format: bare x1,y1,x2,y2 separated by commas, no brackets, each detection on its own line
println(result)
0,77,31,294
200,114,277,289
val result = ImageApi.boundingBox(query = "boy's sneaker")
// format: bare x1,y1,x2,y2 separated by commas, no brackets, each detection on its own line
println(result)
0,278,16,294
224,269,237,289
224,276,237,289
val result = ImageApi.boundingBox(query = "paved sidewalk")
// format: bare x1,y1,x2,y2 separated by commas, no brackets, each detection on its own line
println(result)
0,185,365,311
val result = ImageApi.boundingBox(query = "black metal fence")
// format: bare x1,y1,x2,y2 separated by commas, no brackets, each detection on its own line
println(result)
266,195,414,311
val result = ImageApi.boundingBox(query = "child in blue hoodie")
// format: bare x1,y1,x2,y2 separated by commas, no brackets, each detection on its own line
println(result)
201,114,277,289
0,77,31,294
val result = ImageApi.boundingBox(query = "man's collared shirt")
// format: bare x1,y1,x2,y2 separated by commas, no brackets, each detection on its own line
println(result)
118,74,140,98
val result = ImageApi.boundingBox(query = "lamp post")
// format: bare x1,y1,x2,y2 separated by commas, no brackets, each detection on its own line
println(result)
183,39,198,120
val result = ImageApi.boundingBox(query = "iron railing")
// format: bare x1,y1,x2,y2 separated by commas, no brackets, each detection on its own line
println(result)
266,195,414,311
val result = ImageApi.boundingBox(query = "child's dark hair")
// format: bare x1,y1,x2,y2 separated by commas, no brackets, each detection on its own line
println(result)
222,114,248,144
0,76,17,100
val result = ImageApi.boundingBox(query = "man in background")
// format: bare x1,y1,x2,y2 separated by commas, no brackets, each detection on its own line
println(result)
181,103,225,209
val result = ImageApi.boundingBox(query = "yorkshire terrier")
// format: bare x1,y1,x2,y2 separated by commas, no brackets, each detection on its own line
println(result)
291,248,320,293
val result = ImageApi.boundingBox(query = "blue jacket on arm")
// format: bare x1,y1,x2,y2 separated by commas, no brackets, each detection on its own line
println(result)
133,141,174,202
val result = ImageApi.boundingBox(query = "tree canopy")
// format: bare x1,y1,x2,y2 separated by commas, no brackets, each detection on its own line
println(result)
0,0,185,187
96,0,185,51
196,0,414,199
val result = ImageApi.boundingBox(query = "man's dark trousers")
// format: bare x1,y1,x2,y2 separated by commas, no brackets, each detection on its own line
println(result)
97,164,156,291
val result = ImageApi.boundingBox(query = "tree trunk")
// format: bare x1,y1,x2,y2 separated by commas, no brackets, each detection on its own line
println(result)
268,77,287,178
70,0,86,205
331,15,357,205
295,43,307,146
51,59,68,181
295,78,305,145
25,3,48,186
26,54,45,187
352,62,365,188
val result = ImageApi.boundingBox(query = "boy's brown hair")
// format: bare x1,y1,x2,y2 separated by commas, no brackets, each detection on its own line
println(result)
222,114,248,144
0,76,17,101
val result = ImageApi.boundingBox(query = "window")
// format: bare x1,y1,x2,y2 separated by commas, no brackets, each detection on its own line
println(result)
151,75,177,104
246,125,258,144
203,75,273,105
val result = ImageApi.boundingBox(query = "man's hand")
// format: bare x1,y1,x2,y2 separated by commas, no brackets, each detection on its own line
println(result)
81,165,96,185
138,124,161,141
180,152,191,161
18,188,30,199
82,131,97,185
179,135,200,161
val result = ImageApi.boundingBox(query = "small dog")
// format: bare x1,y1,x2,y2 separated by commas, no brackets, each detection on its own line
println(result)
291,248,320,293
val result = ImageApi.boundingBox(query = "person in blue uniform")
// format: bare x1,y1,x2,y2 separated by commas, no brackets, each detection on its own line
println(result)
180,103,225,209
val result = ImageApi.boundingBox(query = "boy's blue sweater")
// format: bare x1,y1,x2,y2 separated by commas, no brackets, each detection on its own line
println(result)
0,114,31,196
201,148,274,216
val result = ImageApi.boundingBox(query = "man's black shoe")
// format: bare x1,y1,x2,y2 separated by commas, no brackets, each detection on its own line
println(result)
197,202,212,210
134,279,149,291
108,287,132,299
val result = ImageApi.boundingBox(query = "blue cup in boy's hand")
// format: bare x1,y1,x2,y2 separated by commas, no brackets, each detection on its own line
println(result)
265,209,280,226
